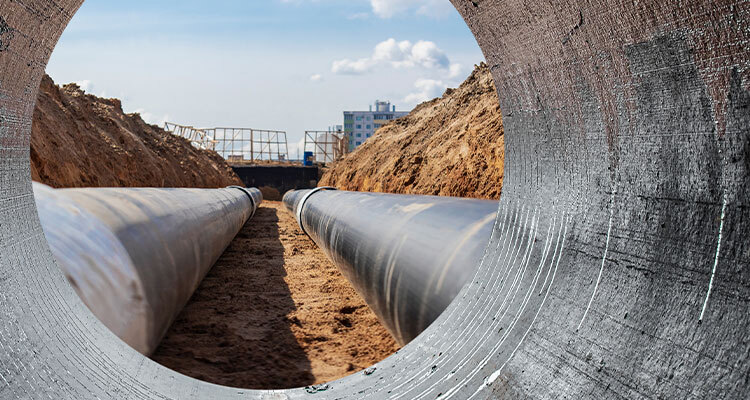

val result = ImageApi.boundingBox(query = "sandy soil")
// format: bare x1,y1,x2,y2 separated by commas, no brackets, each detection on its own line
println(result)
31,74,241,189
321,63,504,200
151,201,400,389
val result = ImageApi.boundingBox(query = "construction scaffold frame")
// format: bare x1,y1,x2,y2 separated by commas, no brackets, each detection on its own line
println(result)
165,123,290,164
207,128,290,164
164,122,218,151
304,131,349,164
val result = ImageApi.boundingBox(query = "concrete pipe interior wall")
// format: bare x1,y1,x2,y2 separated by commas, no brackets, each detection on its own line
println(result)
0,0,747,399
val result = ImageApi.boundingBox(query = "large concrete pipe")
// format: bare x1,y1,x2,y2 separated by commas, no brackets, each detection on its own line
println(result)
1,0,748,399
283,189,498,345
32,183,262,355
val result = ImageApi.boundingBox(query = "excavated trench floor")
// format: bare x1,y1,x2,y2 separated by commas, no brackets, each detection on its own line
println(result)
151,201,399,389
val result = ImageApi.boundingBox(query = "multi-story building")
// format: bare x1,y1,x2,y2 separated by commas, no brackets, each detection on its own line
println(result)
344,100,409,152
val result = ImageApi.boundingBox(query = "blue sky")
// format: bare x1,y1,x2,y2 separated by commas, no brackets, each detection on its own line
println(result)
47,0,484,158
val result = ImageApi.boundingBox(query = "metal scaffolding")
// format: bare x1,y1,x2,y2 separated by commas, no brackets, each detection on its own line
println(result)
304,131,349,164
164,122,218,151
165,123,290,164
207,128,290,163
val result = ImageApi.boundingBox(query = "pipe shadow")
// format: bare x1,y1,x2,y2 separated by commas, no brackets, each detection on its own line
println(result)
151,206,314,389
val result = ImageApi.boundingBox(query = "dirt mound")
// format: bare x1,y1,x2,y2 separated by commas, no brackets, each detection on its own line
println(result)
260,186,282,201
320,63,504,200
31,74,241,188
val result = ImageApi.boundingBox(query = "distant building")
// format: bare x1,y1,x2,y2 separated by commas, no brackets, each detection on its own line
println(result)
344,100,409,151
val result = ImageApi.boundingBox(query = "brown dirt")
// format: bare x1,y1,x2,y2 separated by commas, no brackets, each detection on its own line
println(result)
151,201,400,389
31,74,241,188
320,63,504,200
259,186,282,201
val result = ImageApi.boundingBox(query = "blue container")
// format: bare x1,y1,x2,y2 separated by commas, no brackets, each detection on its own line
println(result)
303,151,314,166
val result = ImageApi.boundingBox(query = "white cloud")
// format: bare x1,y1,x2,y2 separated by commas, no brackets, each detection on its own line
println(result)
289,137,307,160
414,0,455,18
332,58,373,75
72,79,122,100
332,38,457,75
449,63,466,79
404,78,447,104
134,108,170,127
370,0,454,19
309,74,323,82
347,12,370,20
370,0,413,18
75,80,93,93
372,38,413,65
409,40,450,69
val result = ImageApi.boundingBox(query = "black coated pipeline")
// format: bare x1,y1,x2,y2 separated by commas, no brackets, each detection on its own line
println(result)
284,189,498,345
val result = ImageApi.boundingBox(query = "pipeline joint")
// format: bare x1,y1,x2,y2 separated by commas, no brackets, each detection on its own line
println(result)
228,186,262,217
296,187,337,236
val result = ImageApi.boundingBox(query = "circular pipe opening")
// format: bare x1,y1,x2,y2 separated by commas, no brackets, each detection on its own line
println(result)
2,0,748,398
20,0,502,394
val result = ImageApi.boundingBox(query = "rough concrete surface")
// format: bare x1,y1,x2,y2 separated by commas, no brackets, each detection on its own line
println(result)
0,0,748,399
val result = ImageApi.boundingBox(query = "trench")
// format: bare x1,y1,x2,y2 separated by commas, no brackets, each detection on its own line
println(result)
151,202,399,389
0,1,748,399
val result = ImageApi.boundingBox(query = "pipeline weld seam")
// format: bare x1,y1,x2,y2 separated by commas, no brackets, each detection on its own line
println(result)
383,205,526,400
295,187,336,235
700,195,727,322
577,192,616,332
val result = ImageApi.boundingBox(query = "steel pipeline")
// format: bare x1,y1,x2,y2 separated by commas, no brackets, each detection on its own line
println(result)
2,1,749,398
283,189,498,345
32,183,263,355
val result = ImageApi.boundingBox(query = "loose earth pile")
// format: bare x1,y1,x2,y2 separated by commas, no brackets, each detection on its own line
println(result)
31,74,241,188
320,63,504,200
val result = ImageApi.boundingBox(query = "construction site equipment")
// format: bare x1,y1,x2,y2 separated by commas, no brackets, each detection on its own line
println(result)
164,122,218,151
304,130,348,164
2,1,748,399
303,151,314,166
32,183,263,355
284,189,498,344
